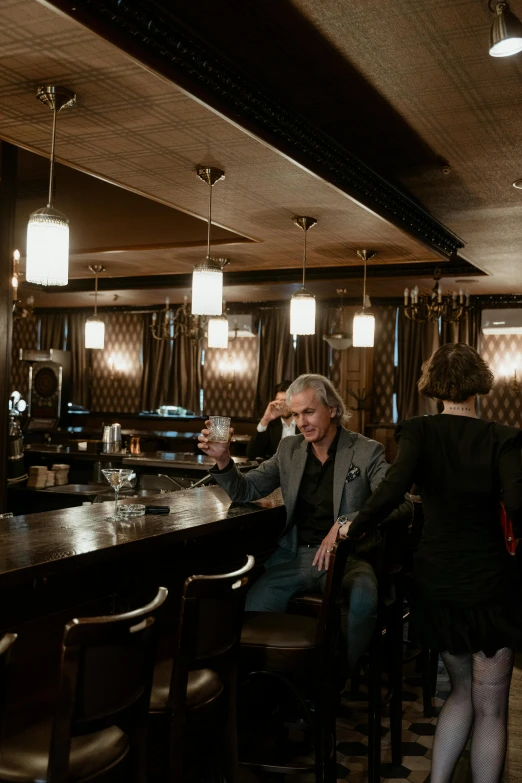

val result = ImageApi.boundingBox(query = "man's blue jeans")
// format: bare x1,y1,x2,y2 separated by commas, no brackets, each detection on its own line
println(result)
245,545,378,673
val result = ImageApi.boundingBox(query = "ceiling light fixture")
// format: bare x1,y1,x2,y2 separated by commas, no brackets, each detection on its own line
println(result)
151,297,174,342
290,216,317,335
323,288,352,350
352,250,376,348
192,166,228,316
404,269,471,323
489,2,522,57
207,312,229,349
26,86,76,286
85,265,105,349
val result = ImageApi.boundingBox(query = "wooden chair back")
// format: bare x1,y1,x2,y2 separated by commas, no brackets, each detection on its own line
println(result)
48,586,168,782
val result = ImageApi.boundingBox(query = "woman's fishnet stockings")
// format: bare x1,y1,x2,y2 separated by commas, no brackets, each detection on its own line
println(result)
430,647,514,783
430,651,473,783
470,647,514,783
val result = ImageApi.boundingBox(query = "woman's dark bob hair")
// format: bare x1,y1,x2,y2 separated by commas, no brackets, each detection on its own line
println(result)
418,343,494,402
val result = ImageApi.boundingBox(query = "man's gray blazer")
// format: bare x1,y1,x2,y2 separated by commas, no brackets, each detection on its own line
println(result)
212,427,403,566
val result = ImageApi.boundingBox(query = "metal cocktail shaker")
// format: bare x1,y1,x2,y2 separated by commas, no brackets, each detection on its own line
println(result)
109,423,121,453
101,425,111,454
101,423,121,453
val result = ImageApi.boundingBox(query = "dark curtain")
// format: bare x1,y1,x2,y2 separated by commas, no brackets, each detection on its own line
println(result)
140,314,172,411
39,313,67,350
440,302,481,349
397,312,439,421
66,313,91,408
169,309,203,414
255,306,294,417
295,303,332,378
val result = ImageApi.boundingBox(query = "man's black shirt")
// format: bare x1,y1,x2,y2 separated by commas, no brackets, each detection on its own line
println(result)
296,427,341,546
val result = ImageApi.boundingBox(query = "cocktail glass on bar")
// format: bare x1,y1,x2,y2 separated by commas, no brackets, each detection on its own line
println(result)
101,468,136,521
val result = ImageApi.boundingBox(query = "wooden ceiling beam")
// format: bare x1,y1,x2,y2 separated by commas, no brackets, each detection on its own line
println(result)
21,256,483,295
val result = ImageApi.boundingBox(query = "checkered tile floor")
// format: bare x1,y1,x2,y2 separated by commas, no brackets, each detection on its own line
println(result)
334,657,449,783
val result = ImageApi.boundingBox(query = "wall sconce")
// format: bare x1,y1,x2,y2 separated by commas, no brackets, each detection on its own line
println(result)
108,355,127,382
510,369,521,394
218,355,241,395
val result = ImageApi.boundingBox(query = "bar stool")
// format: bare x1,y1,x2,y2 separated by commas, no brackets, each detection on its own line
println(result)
0,633,17,745
238,538,353,783
149,555,255,783
0,587,167,783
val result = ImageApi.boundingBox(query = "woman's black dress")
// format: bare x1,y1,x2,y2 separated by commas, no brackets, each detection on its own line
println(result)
349,415,522,654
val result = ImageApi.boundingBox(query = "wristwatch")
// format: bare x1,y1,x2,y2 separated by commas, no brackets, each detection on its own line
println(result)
336,515,352,528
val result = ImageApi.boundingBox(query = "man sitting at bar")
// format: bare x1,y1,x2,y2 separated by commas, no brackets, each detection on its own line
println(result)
198,373,411,673
246,380,295,460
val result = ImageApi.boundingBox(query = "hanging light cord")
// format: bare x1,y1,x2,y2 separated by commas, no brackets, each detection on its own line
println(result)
207,178,212,260
302,228,307,288
361,250,367,311
93,270,99,316
47,104,58,209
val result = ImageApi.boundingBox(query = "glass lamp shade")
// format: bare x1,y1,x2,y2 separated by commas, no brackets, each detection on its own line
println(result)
290,288,316,335
490,4,522,56
26,206,69,286
85,315,105,349
192,259,223,316
323,333,352,350
207,315,229,349
352,311,375,348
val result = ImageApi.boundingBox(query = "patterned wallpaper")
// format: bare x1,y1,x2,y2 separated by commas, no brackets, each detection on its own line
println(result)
372,306,397,423
479,333,522,427
11,317,38,401
91,313,143,413
203,335,259,418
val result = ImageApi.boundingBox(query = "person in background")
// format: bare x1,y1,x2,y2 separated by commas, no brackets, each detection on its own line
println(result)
340,343,522,783
246,380,295,460
199,373,412,673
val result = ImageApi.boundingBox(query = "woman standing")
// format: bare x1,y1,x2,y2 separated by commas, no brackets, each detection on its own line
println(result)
343,343,522,783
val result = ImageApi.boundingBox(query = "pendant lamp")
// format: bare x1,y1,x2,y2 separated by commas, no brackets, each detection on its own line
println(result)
192,166,228,316
85,265,105,349
290,216,317,335
207,313,229,349
352,249,376,348
26,86,76,286
489,2,522,57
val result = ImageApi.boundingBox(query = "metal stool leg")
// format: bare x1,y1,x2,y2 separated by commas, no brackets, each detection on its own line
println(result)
421,646,434,717
389,586,403,765
367,638,382,783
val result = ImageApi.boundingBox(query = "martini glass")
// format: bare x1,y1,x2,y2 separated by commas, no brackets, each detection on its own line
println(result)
101,468,136,521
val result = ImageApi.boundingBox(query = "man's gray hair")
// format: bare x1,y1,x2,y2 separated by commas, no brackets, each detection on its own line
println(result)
286,374,351,426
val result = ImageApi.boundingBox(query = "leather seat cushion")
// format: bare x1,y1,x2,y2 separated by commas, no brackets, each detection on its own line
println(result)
288,592,345,619
0,719,128,782
150,659,223,711
240,612,318,672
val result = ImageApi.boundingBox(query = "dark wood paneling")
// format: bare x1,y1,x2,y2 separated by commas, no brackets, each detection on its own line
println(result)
0,142,17,511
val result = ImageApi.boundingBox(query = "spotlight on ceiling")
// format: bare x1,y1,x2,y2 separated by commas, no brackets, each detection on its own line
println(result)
489,2,522,57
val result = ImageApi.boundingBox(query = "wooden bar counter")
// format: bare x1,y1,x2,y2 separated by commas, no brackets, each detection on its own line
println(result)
0,487,285,627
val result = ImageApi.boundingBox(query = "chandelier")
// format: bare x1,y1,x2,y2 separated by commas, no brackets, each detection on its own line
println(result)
404,270,472,323
26,86,76,286
290,216,317,335
151,298,206,344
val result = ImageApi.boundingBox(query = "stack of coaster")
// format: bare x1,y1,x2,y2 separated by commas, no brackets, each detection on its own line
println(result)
27,466,49,489
52,464,70,486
